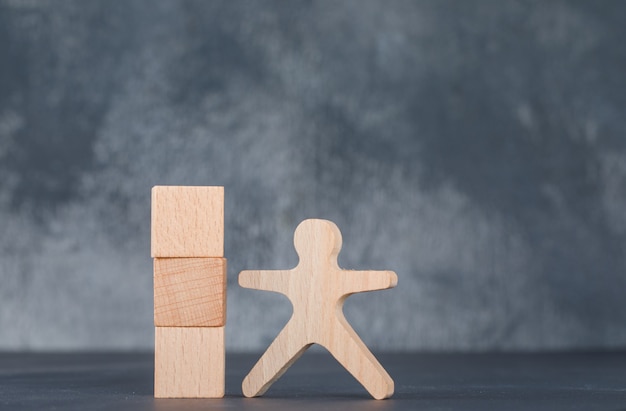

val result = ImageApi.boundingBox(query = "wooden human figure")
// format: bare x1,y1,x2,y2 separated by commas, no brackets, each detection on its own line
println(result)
239,219,398,399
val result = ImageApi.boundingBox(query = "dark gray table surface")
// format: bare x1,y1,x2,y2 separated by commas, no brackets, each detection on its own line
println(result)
0,351,625,411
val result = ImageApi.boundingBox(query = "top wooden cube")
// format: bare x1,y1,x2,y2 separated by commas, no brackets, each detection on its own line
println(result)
151,186,224,257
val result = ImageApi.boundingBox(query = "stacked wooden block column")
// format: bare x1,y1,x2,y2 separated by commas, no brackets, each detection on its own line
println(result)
151,186,226,398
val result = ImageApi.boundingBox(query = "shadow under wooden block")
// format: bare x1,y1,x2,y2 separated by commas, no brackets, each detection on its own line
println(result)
151,186,224,257
154,258,226,327
154,326,225,398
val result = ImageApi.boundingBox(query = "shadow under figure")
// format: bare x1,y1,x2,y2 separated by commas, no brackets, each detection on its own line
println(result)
239,219,398,399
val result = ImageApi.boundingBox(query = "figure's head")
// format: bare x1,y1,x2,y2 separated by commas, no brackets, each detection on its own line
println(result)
293,219,343,262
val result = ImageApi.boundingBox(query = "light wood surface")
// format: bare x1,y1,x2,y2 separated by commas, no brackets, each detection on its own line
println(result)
239,219,397,400
154,326,225,398
152,185,227,399
154,257,226,327
151,186,224,257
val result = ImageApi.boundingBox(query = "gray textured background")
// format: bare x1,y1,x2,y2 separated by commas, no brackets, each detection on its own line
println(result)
1,0,626,351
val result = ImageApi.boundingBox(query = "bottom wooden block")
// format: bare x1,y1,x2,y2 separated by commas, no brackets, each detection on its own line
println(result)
154,326,225,398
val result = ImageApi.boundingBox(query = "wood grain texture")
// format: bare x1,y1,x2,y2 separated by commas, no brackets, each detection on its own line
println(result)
151,186,224,257
154,326,225,398
154,257,226,327
239,219,398,400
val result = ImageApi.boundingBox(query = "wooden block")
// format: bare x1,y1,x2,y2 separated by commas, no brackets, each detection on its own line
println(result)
239,219,397,400
154,326,225,398
151,186,224,257
154,257,227,327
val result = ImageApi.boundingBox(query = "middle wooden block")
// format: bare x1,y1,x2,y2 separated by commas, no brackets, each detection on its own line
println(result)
154,257,227,327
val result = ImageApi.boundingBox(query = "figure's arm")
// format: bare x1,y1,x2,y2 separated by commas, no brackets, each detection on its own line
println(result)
239,269,293,295
337,270,398,296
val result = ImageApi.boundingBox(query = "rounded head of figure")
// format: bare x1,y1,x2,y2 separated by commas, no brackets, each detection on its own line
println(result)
293,219,343,263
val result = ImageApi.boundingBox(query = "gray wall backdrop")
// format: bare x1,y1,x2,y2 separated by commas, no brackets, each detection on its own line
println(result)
1,0,626,351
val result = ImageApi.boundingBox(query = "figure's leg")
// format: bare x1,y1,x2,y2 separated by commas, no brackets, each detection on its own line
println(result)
324,317,394,399
242,320,311,397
